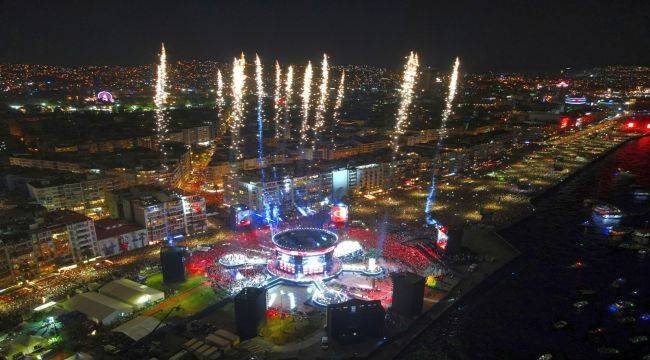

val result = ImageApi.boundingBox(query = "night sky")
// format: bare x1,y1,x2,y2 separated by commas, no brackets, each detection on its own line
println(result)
1,0,648,71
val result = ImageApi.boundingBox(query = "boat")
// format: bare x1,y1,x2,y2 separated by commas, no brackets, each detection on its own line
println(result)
591,203,624,225
573,300,589,309
630,335,648,344
632,186,649,201
619,316,636,324
597,347,620,355
588,327,606,335
552,320,568,329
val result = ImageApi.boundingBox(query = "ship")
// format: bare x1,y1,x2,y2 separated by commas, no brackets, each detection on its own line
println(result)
591,203,624,225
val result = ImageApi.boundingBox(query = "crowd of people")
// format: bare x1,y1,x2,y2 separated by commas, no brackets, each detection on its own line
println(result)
0,244,162,326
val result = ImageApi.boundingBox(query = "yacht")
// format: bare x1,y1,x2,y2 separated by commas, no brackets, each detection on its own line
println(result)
591,203,623,224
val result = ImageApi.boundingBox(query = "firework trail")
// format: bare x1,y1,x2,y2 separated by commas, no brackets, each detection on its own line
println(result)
299,61,313,152
312,54,330,150
282,65,294,139
273,61,283,140
254,54,275,226
390,52,419,161
230,53,247,161
254,54,266,174
216,69,226,136
154,43,169,168
330,70,346,150
425,57,461,223
436,57,460,144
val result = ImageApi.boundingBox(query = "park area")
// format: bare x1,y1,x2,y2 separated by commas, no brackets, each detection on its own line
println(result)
144,273,226,320
259,310,324,345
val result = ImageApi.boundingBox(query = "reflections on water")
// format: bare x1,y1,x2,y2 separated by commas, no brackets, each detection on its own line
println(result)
400,136,650,359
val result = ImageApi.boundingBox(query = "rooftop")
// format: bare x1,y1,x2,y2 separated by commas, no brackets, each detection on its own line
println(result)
110,186,183,206
94,219,144,240
272,228,338,252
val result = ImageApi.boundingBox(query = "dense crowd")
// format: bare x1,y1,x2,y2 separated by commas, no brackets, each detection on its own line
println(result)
0,245,162,325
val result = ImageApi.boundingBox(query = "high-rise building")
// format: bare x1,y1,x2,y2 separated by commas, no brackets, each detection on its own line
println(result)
1,167,124,219
94,219,148,257
106,186,207,244
0,208,99,286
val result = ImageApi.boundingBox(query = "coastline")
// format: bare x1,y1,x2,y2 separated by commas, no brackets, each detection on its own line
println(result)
495,133,645,233
529,133,646,204
370,132,645,359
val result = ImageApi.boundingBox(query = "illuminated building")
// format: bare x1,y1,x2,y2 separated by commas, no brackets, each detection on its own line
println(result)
166,125,215,146
25,174,122,219
225,170,335,218
564,95,588,105
0,208,99,286
94,219,147,257
225,157,403,220
107,186,207,244
9,156,85,173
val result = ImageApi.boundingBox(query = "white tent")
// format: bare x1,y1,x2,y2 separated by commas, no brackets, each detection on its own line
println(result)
99,278,164,307
70,292,132,325
113,315,163,341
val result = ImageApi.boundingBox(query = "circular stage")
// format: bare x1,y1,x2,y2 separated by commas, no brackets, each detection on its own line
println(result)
272,228,338,253
268,228,342,282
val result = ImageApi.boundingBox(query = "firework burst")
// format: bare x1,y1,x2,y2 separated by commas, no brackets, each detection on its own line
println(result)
425,57,461,221
216,69,226,135
230,53,247,161
273,61,283,139
331,70,346,150
312,54,330,149
255,54,266,168
282,65,294,139
154,43,169,167
390,51,419,160
299,61,313,151
438,57,460,141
